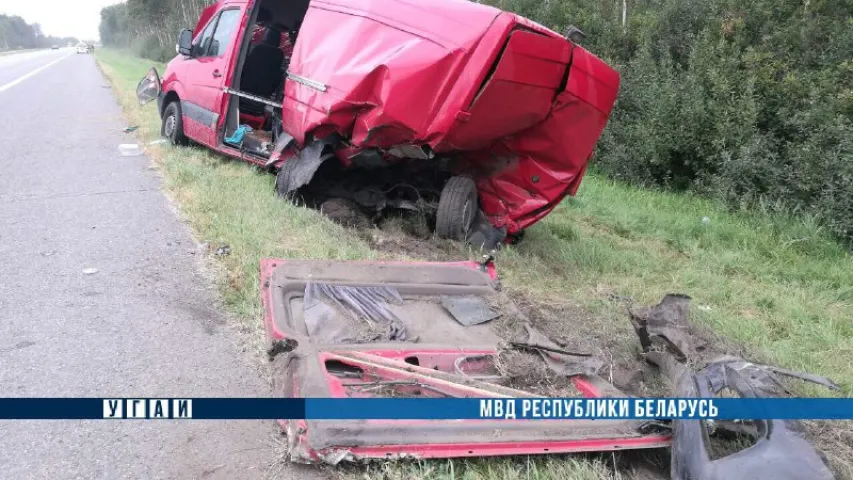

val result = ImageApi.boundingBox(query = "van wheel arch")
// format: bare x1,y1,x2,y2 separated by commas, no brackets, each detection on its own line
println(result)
162,100,189,146
161,91,181,117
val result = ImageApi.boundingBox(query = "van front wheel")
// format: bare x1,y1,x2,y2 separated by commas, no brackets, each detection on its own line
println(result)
162,101,189,146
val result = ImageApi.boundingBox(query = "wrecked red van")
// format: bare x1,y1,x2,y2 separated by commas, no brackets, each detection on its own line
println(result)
136,0,620,246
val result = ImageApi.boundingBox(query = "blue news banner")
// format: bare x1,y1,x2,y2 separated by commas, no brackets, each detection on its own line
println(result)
0,398,850,420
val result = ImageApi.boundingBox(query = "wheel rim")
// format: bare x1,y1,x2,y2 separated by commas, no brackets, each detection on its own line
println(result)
164,114,176,138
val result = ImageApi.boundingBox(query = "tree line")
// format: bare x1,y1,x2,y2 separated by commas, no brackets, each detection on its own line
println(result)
0,14,77,49
100,0,853,242
99,0,210,62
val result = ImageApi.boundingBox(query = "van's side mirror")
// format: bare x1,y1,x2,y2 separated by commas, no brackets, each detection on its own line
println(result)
177,29,193,56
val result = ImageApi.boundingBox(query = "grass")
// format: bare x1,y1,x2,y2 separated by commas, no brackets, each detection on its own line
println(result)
95,48,853,479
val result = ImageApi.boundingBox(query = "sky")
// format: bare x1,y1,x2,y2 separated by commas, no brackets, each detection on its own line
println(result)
0,0,119,41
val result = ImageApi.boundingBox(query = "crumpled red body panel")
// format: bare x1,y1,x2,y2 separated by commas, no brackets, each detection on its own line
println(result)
281,0,620,234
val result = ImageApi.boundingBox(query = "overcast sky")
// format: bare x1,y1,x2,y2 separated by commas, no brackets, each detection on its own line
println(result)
0,0,118,40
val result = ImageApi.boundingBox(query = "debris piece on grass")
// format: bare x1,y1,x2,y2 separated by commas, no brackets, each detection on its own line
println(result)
148,139,168,146
440,295,499,326
122,126,138,133
511,323,604,377
631,294,838,480
214,245,231,256
628,293,695,361
118,144,143,157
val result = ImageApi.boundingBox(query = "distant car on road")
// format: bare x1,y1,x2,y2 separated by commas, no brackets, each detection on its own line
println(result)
76,43,89,54
51,45,59,50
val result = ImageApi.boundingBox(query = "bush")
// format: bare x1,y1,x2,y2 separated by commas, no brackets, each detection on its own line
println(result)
131,34,174,63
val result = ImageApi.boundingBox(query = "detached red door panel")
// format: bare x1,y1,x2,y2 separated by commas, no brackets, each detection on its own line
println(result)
181,6,244,146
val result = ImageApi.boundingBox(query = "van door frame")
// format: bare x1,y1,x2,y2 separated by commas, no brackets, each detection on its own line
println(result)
219,0,270,152
179,4,247,147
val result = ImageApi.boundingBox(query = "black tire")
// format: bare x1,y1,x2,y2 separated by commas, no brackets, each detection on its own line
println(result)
506,230,526,245
435,176,478,240
162,101,188,146
275,160,299,203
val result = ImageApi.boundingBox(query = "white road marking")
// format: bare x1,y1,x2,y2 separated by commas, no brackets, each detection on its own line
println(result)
0,53,73,94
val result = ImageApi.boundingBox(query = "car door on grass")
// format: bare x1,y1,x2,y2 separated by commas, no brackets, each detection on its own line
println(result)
182,7,243,146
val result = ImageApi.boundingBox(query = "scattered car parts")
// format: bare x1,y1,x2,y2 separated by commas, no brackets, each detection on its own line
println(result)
630,294,839,480
261,259,670,464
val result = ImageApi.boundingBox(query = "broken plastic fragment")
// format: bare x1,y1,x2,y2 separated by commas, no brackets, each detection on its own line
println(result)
628,293,694,361
629,294,838,480
82,268,99,275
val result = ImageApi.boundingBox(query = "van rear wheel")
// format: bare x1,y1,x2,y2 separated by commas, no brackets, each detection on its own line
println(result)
162,101,188,146
435,176,478,240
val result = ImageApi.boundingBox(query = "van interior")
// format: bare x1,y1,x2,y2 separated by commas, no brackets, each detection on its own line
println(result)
223,0,310,158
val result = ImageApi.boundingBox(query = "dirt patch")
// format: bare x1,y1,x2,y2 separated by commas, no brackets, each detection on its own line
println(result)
356,215,470,262
321,198,373,230
493,349,585,397
491,291,658,397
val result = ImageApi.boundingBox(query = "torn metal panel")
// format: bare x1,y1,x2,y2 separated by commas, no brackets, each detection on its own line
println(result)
261,259,672,464
265,132,294,168
630,295,838,480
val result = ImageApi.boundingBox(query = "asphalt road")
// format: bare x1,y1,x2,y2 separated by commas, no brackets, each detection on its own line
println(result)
0,49,312,479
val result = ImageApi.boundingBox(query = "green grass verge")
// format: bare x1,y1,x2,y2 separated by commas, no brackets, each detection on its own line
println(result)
95,48,853,479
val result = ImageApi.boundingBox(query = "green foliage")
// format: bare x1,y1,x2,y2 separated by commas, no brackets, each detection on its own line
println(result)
0,14,76,49
99,0,210,62
486,0,853,242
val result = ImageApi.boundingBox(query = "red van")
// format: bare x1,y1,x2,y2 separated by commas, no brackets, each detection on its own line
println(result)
136,0,620,246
